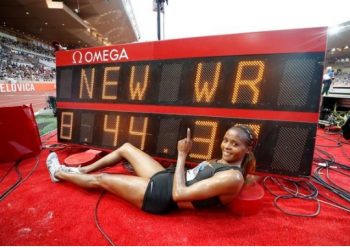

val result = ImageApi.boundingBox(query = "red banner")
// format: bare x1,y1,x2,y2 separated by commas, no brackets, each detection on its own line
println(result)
56,27,327,67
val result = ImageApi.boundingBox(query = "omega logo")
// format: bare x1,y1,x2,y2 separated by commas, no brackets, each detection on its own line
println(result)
72,48,129,64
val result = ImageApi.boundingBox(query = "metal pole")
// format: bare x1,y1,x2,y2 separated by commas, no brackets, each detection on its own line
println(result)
162,3,165,39
157,0,161,40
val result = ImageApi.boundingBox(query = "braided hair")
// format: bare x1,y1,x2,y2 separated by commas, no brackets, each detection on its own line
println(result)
231,124,257,177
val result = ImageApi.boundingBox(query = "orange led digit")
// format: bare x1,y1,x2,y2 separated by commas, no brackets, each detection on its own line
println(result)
103,114,120,146
235,123,261,138
79,68,95,99
102,66,120,100
129,65,150,100
231,60,265,104
129,116,149,150
194,62,221,103
60,112,74,140
190,120,218,160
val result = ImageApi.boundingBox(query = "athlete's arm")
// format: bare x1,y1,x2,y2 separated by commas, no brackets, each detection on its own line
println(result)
172,129,244,202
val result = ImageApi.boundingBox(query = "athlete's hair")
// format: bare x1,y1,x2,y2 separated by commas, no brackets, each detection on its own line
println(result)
230,125,257,177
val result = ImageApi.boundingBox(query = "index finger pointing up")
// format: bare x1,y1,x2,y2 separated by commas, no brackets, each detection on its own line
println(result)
187,128,191,141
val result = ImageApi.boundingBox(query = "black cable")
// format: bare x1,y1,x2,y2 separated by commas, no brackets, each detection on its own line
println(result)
317,133,342,142
325,166,350,193
317,132,350,160
274,195,321,217
42,143,67,151
0,163,16,183
0,155,40,201
316,144,341,148
312,163,350,203
317,192,350,213
328,166,350,177
315,147,335,163
324,130,343,136
40,130,68,151
266,177,319,199
94,190,116,246
277,180,320,217
263,176,321,217
312,155,350,205
332,161,350,169
310,132,350,213
0,160,22,201
263,176,299,196
316,132,342,147
21,155,40,183
41,131,93,153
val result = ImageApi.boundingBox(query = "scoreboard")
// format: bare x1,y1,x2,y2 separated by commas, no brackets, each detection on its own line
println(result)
55,27,327,177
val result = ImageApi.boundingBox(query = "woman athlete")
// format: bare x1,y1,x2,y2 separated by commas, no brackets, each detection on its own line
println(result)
46,124,257,214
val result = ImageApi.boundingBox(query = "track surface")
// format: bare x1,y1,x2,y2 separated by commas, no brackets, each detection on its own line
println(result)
0,91,56,113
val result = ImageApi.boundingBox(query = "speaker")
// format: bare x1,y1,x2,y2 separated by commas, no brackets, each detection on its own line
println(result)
342,116,350,140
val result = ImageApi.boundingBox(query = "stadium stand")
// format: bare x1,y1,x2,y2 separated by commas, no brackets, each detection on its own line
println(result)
0,28,56,83
333,71,350,87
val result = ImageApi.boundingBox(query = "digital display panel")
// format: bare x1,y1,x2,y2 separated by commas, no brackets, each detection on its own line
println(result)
56,27,327,177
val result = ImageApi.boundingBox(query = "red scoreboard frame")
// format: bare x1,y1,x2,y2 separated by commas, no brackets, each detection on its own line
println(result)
55,27,327,177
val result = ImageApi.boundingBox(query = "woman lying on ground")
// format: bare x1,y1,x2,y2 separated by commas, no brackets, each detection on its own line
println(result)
46,124,257,214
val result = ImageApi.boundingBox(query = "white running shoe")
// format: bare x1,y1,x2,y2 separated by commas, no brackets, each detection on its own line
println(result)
61,165,81,174
46,152,82,182
46,152,62,182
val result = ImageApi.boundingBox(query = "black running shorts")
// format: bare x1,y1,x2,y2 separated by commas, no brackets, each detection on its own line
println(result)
142,169,177,214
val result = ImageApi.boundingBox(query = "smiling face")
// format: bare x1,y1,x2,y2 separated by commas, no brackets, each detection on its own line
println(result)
220,128,250,165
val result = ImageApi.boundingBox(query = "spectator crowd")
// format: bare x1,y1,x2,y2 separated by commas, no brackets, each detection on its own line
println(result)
0,35,56,82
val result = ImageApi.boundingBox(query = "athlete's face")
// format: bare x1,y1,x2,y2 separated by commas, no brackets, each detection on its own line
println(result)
220,128,249,165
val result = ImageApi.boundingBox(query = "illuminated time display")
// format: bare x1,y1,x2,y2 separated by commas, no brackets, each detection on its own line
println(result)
58,53,323,111
56,27,327,177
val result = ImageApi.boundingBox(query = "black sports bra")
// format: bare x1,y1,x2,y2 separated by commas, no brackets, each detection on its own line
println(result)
186,161,242,209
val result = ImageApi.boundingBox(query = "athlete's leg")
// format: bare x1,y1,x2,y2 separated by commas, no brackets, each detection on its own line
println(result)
55,170,149,208
325,83,331,95
79,143,165,178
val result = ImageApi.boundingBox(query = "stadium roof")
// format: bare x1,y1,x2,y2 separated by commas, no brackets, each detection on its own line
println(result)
0,0,140,48
326,20,350,63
